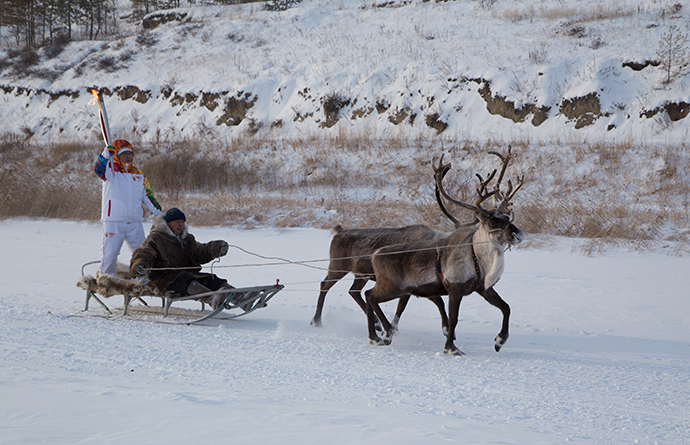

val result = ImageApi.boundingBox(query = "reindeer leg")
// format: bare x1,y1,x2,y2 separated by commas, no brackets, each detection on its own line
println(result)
348,275,385,331
371,300,394,345
311,270,348,327
390,295,411,334
427,296,450,337
478,287,511,352
444,291,465,356
365,288,396,345
364,289,384,345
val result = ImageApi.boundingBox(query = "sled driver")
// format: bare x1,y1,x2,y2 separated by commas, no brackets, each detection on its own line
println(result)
94,139,162,276
129,208,246,310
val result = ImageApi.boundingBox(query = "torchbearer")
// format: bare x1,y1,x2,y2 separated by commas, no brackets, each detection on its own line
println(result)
90,90,162,276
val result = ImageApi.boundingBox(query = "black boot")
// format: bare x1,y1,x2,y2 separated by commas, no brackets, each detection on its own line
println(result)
187,281,225,310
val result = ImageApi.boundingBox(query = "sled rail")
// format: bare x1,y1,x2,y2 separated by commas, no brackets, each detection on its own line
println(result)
163,283,284,324
77,261,283,324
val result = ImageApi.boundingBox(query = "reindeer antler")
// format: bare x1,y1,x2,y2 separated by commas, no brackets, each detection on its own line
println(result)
432,155,463,227
434,146,524,218
434,154,497,217
488,146,524,214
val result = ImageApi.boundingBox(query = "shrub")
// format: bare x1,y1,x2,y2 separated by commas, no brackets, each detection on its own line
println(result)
42,33,71,59
13,47,40,73
97,56,117,72
529,47,547,64
322,93,351,128
136,32,159,47
264,0,303,12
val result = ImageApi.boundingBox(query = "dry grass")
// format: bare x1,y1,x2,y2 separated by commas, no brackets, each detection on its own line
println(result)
0,171,100,220
1,132,688,254
495,3,637,23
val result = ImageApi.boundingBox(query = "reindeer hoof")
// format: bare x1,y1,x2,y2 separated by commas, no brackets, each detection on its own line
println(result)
310,318,322,328
444,347,465,356
369,337,387,346
494,334,508,352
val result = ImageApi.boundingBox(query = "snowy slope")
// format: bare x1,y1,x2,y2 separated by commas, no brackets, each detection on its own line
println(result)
1,219,689,443
1,0,689,142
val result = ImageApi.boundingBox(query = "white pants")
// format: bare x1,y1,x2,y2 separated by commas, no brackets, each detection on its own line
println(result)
99,221,146,276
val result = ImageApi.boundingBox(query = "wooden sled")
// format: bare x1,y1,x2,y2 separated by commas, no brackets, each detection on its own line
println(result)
76,261,284,324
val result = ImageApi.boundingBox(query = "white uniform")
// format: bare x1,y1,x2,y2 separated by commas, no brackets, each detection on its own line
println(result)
98,146,161,276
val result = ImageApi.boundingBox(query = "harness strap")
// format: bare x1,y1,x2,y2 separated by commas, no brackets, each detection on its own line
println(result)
471,245,483,287
435,248,449,293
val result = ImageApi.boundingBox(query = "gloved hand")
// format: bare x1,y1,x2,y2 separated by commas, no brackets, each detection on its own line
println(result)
133,264,147,277
218,241,229,257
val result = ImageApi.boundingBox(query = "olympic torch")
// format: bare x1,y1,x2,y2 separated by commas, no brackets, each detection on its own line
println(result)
90,88,111,147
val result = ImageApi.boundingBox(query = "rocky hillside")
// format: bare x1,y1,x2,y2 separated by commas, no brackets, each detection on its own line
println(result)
1,0,689,143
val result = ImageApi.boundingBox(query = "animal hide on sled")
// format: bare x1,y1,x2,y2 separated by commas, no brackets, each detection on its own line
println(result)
76,263,160,298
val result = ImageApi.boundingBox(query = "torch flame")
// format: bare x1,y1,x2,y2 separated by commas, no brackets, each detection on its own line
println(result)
89,89,99,106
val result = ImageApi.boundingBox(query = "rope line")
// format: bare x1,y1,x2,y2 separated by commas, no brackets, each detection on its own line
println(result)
144,239,494,274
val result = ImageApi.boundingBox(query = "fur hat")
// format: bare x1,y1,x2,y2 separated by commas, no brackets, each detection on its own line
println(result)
164,207,186,223
113,139,134,156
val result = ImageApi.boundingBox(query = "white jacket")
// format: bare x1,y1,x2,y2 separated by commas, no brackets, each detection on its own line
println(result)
98,147,161,222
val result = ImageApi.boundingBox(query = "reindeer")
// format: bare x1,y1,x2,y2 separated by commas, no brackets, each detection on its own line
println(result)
310,171,461,334
365,147,524,355
310,224,447,331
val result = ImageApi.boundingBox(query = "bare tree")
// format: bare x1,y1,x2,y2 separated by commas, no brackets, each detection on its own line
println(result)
657,24,689,84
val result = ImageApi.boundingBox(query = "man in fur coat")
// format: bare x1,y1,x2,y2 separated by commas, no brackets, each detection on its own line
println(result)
130,208,232,310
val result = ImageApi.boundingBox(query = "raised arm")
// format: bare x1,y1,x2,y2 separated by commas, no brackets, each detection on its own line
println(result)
93,145,116,180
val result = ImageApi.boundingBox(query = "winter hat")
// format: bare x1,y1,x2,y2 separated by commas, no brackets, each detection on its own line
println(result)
113,139,134,156
164,207,186,223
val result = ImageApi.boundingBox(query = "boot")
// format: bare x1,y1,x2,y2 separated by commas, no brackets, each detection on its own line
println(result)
186,281,211,295
215,285,235,310
187,281,225,310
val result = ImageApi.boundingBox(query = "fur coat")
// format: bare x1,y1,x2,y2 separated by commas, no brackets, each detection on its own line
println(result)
130,214,226,292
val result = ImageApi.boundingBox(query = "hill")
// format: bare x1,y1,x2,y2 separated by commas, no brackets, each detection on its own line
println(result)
0,0,689,249
2,0,690,141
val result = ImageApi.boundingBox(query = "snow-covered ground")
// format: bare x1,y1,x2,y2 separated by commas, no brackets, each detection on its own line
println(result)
1,219,689,443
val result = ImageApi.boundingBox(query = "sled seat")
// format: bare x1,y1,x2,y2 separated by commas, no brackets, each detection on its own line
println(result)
76,261,160,315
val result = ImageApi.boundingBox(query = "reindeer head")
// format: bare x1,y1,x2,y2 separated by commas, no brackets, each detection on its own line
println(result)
434,146,525,247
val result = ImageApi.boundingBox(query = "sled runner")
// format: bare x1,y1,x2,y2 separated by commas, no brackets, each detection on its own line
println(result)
76,261,283,324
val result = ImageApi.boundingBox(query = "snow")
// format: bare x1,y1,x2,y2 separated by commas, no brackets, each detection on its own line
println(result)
2,219,689,443
2,1,690,442
2,0,690,142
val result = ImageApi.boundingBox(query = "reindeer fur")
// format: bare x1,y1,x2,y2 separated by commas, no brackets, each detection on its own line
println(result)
76,263,159,298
